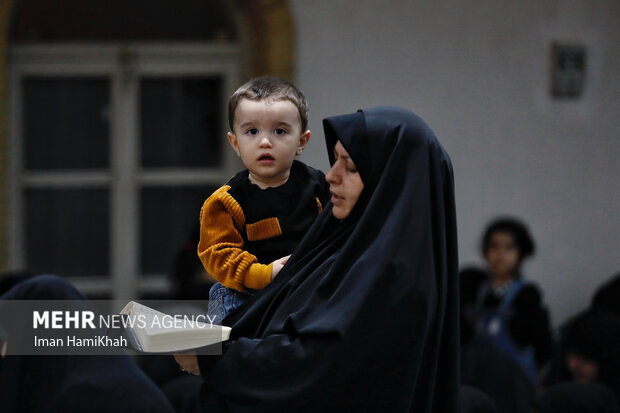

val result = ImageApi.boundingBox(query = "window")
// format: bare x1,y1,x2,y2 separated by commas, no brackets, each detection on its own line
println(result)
9,44,240,299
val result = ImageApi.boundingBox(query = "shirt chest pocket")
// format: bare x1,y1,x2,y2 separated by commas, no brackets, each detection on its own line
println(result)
246,217,282,241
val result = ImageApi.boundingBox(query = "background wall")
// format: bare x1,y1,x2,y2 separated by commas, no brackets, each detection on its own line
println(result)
290,0,620,328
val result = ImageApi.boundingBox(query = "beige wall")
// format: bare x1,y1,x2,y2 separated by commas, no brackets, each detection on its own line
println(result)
291,0,620,327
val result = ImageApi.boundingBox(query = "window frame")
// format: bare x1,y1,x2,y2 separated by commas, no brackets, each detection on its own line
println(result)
8,43,240,299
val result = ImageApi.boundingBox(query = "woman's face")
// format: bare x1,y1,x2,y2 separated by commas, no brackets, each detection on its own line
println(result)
484,231,521,279
325,141,364,220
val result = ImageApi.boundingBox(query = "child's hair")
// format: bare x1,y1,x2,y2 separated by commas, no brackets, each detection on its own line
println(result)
481,217,536,260
228,76,308,132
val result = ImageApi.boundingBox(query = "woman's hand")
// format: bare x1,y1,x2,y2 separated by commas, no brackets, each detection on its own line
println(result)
271,255,291,280
174,353,201,375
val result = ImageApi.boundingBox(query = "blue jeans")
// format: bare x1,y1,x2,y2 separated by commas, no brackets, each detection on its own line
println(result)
207,283,254,323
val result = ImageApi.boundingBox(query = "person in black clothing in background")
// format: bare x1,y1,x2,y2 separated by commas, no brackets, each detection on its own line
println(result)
537,271,620,411
591,271,620,320
465,217,553,387
542,270,620,405
556,309,620,403
0,274,175,413
535,381,620,413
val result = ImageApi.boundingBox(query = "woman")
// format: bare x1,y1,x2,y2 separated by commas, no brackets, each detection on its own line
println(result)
177,106,460,412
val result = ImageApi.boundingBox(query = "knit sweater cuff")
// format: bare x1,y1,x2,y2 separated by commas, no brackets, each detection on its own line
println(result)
243,263,273,290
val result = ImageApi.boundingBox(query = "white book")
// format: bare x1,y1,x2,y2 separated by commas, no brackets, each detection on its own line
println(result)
119,301,230,353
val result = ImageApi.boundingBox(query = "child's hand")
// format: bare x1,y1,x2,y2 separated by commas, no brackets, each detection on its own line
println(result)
271,255,291,280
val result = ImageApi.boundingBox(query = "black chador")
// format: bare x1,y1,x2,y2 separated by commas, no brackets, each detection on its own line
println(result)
198,106,460,412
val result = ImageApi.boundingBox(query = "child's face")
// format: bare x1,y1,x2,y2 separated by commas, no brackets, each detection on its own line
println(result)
228,98,310,188
483,231,521,278
565,352,599,383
